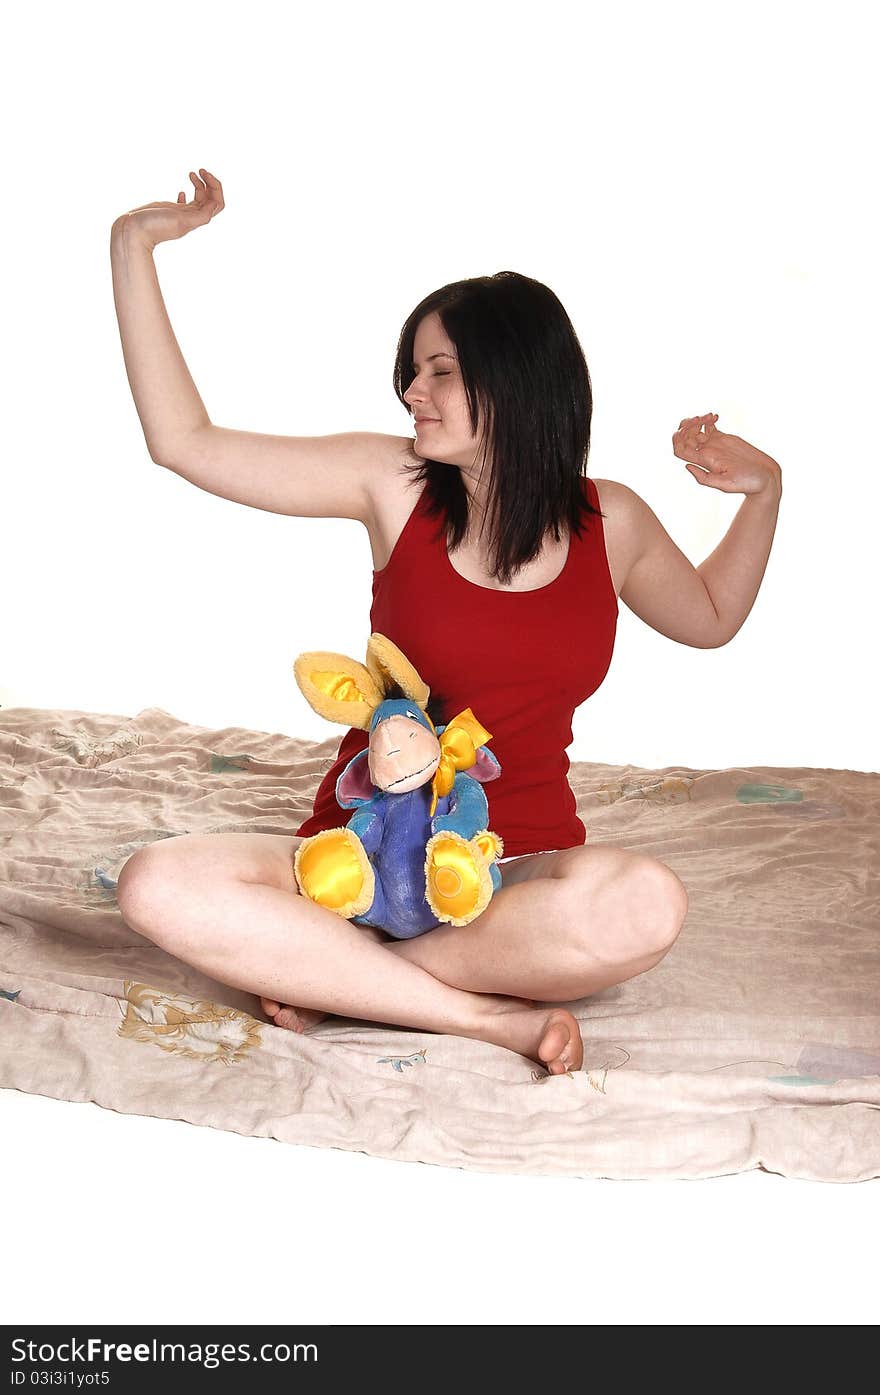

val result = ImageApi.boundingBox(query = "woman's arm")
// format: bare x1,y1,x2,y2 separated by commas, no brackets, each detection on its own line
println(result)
109,215,402,522
696,471,782,643
110,218,210,462
610,414,783,648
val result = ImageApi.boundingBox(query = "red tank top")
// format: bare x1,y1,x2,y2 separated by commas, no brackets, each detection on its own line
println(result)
294,473,618,857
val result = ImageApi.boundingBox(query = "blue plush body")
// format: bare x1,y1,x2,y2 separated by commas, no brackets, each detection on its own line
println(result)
335,740,503,940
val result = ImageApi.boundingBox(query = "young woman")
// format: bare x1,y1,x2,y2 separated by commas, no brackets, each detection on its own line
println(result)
110,169,782,1076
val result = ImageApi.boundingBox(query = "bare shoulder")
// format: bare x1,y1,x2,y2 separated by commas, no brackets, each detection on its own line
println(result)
368,431,422,484
589,477,646,599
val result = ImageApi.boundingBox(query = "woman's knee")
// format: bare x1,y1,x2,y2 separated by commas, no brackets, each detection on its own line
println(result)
115,843,173,939
115,832,305,942
610,856,687,958
562,847,687,961
640,859,688,949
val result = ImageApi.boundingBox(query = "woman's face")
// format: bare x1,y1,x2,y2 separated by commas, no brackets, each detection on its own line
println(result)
403,312,489,475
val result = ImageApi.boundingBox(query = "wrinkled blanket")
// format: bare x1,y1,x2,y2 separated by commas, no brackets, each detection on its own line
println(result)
1,704,877,1182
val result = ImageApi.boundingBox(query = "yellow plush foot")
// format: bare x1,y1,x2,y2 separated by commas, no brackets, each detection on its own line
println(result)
293,827,374,919
424,829,499,927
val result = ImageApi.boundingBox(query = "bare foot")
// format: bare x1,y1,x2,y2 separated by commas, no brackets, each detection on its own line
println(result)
260,997,329,1033
481,1002,584,1075
260,989,580,1073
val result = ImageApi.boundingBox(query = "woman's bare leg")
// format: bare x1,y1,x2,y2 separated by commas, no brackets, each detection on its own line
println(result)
265,845,684,1027
114,834,582,1074
260,922,390,1033
259,921,531,1032
387,846,688,999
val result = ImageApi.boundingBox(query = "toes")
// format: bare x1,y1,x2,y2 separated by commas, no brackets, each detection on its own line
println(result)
538,1020,569,1069
295,1008,328,1029
274,1007,304,1032
259,998,328,1033
538,1013,583,1074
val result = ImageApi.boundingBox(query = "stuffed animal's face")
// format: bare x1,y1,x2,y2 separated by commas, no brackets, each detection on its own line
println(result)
368,713,441,795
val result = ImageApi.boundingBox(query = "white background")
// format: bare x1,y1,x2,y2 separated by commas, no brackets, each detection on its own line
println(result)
2,0,877,1327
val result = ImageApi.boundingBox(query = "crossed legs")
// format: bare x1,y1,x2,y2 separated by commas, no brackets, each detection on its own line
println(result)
115,833,688,1075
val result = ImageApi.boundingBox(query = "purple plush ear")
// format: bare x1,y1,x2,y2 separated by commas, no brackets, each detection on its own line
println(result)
468,746,501,784
336,749,375,807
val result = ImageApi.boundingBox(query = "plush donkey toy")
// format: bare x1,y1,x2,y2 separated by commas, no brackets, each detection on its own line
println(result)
292,632,505,939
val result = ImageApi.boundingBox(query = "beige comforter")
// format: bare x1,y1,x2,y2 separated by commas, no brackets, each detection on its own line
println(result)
1,704,877,1182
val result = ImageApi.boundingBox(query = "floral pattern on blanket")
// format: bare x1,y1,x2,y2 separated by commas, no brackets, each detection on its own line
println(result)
736,782,803,802
775,1042,880,1084
735,784,846,820
49,724,143,766
209,752,256,774
591,777,845,822
88,835,185,903
376,1049,429,1072
532,1044,632,1088
595,775,695,806
526,1041,880,1089
117,981,263,1065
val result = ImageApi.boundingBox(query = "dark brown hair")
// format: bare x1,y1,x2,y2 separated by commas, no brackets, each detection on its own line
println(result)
392,270,603,586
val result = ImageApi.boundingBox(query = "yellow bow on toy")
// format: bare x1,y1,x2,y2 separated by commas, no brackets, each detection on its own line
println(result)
429,707,493,818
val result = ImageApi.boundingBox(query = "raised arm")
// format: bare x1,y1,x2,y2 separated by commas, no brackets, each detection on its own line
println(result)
609,413,782,649
110,212,210,465
110,168,404,523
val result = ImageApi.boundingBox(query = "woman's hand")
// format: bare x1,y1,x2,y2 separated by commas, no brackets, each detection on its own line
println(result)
673,413,781,496
111,168,225,251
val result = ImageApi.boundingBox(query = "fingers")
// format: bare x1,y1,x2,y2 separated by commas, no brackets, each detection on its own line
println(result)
672,413,719,470
685,462,711,484
198,167,225,213
179,168,225,219
674,413,718,456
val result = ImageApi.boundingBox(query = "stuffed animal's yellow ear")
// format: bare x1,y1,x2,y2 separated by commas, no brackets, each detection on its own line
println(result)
365,633,431,709
293,651,385,730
